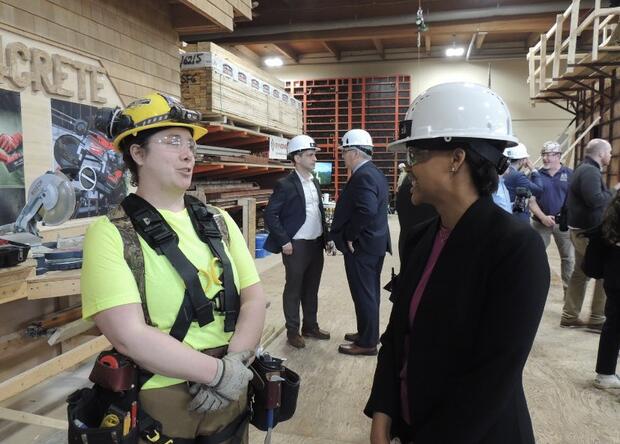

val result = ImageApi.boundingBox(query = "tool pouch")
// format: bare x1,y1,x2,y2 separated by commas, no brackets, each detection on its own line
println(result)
67,351,139,444
249,353,300,431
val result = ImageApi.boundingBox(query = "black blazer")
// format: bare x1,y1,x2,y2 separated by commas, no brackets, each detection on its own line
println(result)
330,162,392,256
365,197,550,444
263,171,327,253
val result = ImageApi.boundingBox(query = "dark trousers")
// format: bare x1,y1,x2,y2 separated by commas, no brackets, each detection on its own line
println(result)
596,288,620,375
343,249,385,348
282,238,324,334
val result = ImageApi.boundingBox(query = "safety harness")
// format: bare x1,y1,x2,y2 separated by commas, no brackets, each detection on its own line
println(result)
68,194,247,444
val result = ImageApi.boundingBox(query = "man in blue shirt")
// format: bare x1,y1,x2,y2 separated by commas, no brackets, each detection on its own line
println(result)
529,141,574,297
503,143,543,223
492,174,513,214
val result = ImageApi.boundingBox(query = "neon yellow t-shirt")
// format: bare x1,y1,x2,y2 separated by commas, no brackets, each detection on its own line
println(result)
81,206,260,389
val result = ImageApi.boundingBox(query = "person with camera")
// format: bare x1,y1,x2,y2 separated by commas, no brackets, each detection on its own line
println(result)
529,141,574,298
365,83,549,444
502,143,543,223
80,93,266,443
562,138,619,330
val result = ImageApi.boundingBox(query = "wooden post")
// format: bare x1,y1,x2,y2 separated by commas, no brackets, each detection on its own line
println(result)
553,14,564,80
539,33,548,92
238,198,256,258
528,48,537,99
593,0,601,61
567,0,581,73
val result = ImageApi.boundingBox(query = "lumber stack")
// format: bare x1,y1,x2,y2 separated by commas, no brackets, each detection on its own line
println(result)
181,42,303,136
189,181,273,208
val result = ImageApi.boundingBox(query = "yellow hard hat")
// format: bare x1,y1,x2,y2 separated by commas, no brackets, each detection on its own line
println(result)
109,93,208,151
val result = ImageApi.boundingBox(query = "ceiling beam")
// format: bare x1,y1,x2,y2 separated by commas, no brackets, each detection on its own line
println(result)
192,16,554,44
322,41,340,60
178,0,234,32
475,31,488,49
232,45,261,64
272,43,299,62
372,38,385,59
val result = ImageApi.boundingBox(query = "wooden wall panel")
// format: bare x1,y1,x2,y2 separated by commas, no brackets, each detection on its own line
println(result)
0,0,182,103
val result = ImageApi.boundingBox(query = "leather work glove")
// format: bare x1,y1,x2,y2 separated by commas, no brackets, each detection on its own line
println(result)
210,350,254,401
187,383,230,413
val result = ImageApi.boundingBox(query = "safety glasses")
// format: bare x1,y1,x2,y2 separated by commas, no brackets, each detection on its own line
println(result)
149,134,197,155
406,146,433,166
540,152,560,157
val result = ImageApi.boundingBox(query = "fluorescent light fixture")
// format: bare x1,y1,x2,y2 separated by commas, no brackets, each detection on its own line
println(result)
445,47,465,57
264,56,283,67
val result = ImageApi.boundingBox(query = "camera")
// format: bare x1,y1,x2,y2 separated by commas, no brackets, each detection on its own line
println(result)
513,187,532,213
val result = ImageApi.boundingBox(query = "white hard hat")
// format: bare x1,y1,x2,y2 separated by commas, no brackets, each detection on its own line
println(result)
503,143,529,160
340,129,373,154
541,140,562,154
398,162,406,169
388,82,518,152
287,135,319,156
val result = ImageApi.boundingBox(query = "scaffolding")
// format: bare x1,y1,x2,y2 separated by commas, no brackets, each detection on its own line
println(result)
527,0,620,183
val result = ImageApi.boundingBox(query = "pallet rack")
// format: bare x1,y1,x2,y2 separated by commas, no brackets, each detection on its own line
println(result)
287,75,410,199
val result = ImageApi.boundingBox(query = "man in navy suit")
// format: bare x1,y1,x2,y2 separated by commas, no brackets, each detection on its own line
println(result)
330,129,392,356
264,135,332,348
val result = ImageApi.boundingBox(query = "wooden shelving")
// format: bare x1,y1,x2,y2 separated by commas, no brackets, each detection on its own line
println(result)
287,76,409,199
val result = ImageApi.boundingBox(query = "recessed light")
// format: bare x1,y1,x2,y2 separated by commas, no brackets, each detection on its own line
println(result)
264,56,283,67
445,47,465,57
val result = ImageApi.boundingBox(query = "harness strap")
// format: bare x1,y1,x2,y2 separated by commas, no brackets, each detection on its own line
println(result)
121,194,214,328
185,195,239,332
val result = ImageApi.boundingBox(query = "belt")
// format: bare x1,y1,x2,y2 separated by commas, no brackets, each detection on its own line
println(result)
201,345,228,359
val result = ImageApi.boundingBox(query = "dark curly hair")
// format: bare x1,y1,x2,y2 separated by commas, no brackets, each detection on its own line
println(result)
117,128,162,187
602,192,620,245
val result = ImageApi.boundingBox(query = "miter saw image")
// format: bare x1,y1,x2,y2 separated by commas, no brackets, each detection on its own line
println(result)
52,107,125,216
0,171,76,247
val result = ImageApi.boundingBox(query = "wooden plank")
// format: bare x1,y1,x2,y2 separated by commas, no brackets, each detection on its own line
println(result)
539,33,548,92
322,41,340,60
238,198,256,258
47,318,96,346
567,0,581,73
0,406,68,430
592,0,601,61
273,43,299,62
475,32,487,49
425,34,431,54
27,269,81,300
0,335,110,403
180,0,234,31
0,261,36,305
552,14,564,80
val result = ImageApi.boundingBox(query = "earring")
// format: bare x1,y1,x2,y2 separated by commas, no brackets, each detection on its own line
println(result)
450,167,457,173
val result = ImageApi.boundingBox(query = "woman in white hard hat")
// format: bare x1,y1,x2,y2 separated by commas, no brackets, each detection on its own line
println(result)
364,83,549,444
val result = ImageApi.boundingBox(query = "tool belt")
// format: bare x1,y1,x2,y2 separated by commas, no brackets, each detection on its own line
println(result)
249,352,300,432
67,350,250,444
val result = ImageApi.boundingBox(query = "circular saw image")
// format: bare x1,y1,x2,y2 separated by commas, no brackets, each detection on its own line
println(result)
54,134,82,169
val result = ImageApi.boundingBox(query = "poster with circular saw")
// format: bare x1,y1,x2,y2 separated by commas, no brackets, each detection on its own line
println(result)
0,88,25,226
51,98,127,218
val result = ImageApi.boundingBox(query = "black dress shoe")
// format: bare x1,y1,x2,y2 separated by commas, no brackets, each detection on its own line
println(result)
301,326,330,340
344,332,359,342
338,343,377,356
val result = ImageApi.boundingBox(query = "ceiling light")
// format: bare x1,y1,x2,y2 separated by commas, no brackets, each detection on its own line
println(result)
446,47,465,57
264,56,283,67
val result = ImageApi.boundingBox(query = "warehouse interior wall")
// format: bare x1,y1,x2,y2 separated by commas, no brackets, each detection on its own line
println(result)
275,58,573,157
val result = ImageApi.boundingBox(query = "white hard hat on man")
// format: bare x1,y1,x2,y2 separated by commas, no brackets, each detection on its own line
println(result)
287,134,320,157
340,129,374,155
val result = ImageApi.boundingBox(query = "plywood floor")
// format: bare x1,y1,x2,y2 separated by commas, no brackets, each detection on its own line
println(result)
1,216,618,444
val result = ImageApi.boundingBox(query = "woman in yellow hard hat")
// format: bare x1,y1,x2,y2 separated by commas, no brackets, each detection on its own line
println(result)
79,93,266,443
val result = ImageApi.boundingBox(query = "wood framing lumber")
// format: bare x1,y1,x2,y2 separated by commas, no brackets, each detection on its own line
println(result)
0,335,110,403
47,319,96,346
0,407,68,430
